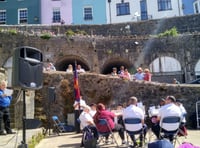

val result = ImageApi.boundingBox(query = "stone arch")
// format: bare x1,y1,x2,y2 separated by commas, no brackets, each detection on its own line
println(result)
101,58,133,74
55,55,90,71
149,56,181,73
195,59,200,78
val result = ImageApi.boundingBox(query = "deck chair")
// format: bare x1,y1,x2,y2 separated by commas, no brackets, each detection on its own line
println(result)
52,116,74,135
159,116,181,146
124,118,146,147
96,119,119,147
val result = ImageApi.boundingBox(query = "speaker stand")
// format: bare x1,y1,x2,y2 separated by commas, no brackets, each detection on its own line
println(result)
18,89,28,148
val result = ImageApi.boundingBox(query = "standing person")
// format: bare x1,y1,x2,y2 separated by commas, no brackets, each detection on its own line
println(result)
66,64,73,73
118,66,125,78
77,65,85,73
93,103,126,145
111,67,118,76
123,96,147,147
46,62,56,71
143,68,152,81
134,67,144,80
73,96,87,133
0,80,15,135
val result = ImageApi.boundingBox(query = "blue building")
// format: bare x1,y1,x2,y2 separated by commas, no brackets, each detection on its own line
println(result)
0,0,40,25
72,0,107,25
182,0,195,15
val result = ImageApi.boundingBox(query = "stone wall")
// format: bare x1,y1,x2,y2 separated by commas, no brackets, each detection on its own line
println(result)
35,72,200,129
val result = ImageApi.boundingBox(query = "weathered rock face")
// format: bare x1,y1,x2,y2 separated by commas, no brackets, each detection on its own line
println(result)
35,71,200,128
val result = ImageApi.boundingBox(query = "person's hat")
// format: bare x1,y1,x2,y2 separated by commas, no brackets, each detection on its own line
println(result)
167,96,176,102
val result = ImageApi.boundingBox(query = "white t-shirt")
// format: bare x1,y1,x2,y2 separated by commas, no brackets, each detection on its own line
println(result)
123,104,144,131
158,103,182,131
79,111,94,129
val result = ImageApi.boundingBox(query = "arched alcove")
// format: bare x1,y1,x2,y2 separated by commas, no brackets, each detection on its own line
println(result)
195,59,200,78
101,58,133,74
150,56,181,72
55,55,90,72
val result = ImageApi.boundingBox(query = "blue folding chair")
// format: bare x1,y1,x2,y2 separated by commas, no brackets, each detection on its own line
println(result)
124,118,146,147
52,116,74,135
159,116,181,145
97,119,119,147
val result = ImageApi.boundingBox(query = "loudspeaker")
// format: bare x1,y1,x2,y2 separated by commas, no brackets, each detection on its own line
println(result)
12,46,43,90
48,87,56,103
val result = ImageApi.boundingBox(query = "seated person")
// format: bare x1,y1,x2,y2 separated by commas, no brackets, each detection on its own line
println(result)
93,103,126,145
151,96,182,142
79,105,98,147
123,96,147,147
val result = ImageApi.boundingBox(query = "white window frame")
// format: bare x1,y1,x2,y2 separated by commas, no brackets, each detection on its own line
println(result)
193,0,200,14
18,8,28,24
52,7,61,23
0,10,6,24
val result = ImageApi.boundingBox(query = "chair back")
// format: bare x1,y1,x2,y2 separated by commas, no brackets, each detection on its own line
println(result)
124,118,143,132
160,116,181,131
52,116,61,125
97,119,112,133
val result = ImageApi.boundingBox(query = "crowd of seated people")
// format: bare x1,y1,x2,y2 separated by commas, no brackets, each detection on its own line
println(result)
76,94,187,147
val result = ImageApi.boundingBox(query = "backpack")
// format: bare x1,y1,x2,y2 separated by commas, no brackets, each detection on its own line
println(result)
83,126,97,148
148,139,174,148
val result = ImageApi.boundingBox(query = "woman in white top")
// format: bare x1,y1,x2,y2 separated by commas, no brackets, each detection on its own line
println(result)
66,64,73,73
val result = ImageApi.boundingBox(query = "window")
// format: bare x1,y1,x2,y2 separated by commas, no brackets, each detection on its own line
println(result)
158,0,172,11
84,7,93,20
0,10,6,24
116,2,130,16
53,8,61,23
18,8,28,24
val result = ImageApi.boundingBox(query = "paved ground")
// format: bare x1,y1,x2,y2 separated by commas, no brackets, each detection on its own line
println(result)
0,128,43,148
35,129,200,148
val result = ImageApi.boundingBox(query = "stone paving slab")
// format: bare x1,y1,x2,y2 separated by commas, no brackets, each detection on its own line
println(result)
35,129,200,148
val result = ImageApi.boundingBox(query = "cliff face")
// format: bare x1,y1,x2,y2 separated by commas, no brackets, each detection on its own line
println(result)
35,71,200,128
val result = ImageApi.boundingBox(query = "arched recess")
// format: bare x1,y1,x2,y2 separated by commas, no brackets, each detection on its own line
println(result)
149,56,181,72
55,55,90,71
101,58,133,74
149,56,182,83
195,59,200,78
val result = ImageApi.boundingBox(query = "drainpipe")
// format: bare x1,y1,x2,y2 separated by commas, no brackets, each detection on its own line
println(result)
108,0,112,24
177,0,181,16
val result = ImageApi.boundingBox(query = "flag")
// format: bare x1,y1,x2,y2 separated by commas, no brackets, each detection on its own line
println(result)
73,64,80,102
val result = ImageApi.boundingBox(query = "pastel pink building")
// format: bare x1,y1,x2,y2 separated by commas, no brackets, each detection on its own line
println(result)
41,0,72,25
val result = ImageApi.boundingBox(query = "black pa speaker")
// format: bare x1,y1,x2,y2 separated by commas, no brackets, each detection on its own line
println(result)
12,46,43,90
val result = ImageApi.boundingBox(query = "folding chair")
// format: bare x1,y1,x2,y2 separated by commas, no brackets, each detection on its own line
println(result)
159,116,181,146
124,118,146,147
96,119,119,147
52,116,74,135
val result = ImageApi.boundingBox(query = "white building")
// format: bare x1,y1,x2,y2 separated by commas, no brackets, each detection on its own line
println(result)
106,0,141,24
146,0,183,20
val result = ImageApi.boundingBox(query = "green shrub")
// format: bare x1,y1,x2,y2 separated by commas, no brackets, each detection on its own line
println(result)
40,33,51,40
65,29,75,37
8,29,17,35
158,27,178,37
28,132,45,148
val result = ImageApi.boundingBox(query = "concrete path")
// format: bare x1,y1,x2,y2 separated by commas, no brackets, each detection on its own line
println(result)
35,130,200,148
0,128,43,148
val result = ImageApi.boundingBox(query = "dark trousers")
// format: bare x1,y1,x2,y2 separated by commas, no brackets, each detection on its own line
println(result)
74,110,83,133
113,123,125,141
0,107,11,134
